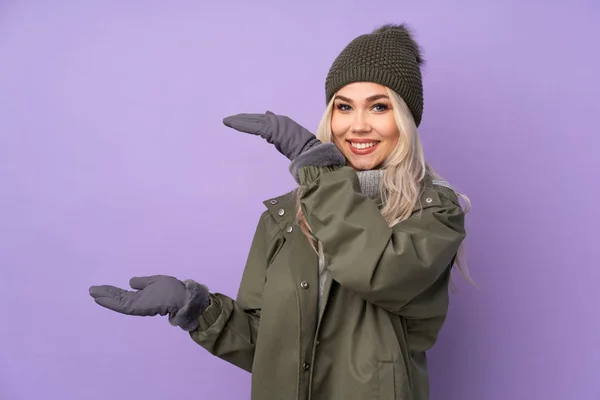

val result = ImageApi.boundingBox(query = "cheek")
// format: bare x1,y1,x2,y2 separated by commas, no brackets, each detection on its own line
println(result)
374,118,400,158
330,116,348,142
330,120,341,134
379,118,400,145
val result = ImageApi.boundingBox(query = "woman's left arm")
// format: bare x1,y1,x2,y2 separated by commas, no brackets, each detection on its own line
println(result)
297,164,466,316
221,111,467,314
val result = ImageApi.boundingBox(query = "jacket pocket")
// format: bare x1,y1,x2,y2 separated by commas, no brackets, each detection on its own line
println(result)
376,362,396,399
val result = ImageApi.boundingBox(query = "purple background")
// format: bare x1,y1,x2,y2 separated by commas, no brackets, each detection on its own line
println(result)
1,1,599,399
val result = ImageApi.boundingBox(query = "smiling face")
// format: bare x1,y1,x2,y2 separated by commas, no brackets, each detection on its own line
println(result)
330,82,400,171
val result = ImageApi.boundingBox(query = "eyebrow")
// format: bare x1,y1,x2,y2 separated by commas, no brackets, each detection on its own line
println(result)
335,94,390,103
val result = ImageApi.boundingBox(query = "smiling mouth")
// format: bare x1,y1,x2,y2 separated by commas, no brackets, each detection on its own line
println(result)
350,141,378,149
347,140,380,155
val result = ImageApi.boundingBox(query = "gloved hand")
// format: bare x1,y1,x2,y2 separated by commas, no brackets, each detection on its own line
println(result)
289,142,346,184
89,275,210,331
222,111,320,161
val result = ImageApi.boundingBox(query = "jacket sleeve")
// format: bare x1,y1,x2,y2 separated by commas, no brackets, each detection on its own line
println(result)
188,211,271,373
297,165,466,315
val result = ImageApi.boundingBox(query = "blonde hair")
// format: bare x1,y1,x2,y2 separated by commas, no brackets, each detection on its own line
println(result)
295,87,476,287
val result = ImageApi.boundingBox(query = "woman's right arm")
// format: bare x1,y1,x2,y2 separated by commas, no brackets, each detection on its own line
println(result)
188,211,272,373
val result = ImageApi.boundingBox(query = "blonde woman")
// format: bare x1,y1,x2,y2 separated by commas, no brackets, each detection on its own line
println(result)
90,24,471,399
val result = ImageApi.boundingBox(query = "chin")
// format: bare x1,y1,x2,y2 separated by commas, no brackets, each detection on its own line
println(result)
348,160,379,171
339,144,386,170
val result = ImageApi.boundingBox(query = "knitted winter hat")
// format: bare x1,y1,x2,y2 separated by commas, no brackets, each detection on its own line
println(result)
324,23,425,126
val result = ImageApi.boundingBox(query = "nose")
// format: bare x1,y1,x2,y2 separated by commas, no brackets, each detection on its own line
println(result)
351,111,371,133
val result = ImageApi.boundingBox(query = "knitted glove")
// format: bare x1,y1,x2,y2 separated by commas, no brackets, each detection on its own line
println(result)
289,142,346,184
222,111,320,161
89,275,210,331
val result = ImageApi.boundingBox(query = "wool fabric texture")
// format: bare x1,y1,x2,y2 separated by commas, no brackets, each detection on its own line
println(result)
324,24,425,126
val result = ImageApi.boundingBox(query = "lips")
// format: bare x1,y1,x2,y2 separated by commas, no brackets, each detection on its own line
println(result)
347,139,380,155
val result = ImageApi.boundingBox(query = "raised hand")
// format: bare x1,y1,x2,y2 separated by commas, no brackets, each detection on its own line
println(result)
89,275,210,331
222,111,320,161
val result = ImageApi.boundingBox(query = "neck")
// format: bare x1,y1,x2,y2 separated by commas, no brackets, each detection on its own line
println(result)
356,169,384,205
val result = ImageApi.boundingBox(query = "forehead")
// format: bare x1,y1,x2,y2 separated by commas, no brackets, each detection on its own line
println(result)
335,82,388,99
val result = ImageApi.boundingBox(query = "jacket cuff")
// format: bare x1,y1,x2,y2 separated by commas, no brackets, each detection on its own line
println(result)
290,142,346,184
196,294,223,331
298,165,360,192
168,279,211,332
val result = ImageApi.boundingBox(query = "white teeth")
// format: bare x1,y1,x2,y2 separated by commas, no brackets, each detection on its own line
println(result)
350,142,377,149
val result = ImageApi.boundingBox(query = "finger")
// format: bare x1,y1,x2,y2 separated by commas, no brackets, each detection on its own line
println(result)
89,285,126,299
128,276,158,290
93,296,128,314
222,113,263,123
222,114,265,134
222,115,261,131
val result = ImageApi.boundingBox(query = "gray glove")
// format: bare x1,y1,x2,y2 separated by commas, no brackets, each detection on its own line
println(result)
289,142,346,184
89,275,210,331
222,111,320,160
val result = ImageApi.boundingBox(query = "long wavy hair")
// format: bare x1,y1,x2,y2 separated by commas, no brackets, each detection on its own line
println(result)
295,87,475,286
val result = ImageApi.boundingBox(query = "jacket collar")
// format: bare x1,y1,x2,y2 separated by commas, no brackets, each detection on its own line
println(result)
262,190,298,233
260,178,457,233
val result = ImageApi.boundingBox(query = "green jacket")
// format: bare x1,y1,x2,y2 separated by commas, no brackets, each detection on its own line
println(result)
189,165,466,400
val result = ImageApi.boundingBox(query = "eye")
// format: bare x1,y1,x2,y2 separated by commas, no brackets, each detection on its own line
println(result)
335,103,352,111
372,103,389,112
